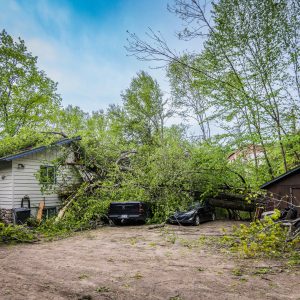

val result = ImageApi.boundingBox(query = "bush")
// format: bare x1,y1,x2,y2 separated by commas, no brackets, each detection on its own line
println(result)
0,222,37,243
222,213,300,258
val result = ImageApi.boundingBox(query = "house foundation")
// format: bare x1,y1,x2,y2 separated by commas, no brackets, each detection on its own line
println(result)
0,208,14,224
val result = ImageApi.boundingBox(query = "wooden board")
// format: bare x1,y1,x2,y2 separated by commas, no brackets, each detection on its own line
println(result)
36,200,45,222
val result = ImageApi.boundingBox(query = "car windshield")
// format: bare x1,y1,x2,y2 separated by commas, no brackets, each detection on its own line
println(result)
187,203,202,210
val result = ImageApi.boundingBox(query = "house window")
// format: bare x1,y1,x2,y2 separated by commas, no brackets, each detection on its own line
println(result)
42,207,57,219
40,165,56,184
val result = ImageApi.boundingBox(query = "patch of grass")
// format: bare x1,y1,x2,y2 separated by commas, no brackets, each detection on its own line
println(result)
239,277,248,282
253,267,272,275
198,236,207,245
166,233,177,244
78,274,89,280
179,239,194,249
148,242,157,247
287,252,300,267
129,237,137,246
232,268,243,276
160,227,178,244
131,271,143,280
268,282,279,288
95,286,110,293
169,295,183,300
197,267,205,272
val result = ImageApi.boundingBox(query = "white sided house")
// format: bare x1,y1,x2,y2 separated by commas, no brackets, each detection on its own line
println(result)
0,136,81,224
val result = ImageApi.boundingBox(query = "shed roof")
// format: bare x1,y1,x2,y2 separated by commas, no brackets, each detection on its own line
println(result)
0,136,81,162
260,165,300,189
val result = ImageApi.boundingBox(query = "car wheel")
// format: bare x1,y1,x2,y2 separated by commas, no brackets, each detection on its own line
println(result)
193,215,200,226
211,213,216,221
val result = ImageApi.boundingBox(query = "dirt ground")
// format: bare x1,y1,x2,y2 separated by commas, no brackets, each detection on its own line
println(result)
0,221,299,300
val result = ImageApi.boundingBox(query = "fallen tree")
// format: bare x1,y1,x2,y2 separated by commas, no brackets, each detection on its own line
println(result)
207,193,256,212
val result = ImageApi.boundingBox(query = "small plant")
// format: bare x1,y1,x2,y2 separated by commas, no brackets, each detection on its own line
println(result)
129,237,137,246
95,286,110,293
232,268,243,276
148,241,157,247
78,274,89,280
198,236,207,245
239,277,248,282
179,238,193,249
160,228,178,244
132,272,143,280
169,295,183,300
287,252,300,267
253,267,272,275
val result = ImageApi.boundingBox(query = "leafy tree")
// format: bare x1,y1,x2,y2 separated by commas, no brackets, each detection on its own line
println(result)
168,54,212,141
53,105,89,136
127,0,300,181
0,30,61,137
121,71,172,144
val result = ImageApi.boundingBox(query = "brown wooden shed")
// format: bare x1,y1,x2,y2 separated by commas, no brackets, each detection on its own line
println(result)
261,166,300,214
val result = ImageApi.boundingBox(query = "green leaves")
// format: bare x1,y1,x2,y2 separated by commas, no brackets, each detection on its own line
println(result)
0,30,61,137
222,215,300,258
0,222,37,243
121,71,169,145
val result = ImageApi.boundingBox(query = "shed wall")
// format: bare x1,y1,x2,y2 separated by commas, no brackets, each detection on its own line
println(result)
264,172,300,213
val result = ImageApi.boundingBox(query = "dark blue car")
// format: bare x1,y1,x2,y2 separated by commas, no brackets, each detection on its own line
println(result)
168,202,215,226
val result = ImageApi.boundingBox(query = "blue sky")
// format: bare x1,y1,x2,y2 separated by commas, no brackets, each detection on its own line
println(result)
0,0,197,113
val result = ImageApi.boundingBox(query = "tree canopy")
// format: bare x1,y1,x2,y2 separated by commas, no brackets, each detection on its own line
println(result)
1,0,300,224
0,30,61,137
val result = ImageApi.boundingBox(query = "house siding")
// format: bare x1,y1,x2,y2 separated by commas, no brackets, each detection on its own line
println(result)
12,148,62,215
0,161,13,209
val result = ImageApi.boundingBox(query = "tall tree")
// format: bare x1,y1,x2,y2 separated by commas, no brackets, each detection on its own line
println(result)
168,54,212,141
0,30,61,137
121,71,171,144
127,0,300,177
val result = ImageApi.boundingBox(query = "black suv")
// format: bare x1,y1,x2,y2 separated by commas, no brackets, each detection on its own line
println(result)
108,202,150,225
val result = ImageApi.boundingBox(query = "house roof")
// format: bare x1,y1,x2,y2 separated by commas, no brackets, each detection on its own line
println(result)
228,144,264,161
260,165,300,189
0,136,81,162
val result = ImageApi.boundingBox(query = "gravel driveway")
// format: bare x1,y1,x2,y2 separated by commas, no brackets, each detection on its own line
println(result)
0,221,299,300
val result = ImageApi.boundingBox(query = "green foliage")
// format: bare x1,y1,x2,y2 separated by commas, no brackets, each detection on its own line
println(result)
222,215,300,258
121,71,170,145
37,197,111,238
0,129,58,158
95,286,110,293
0,30,61,137
0,222,36,243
